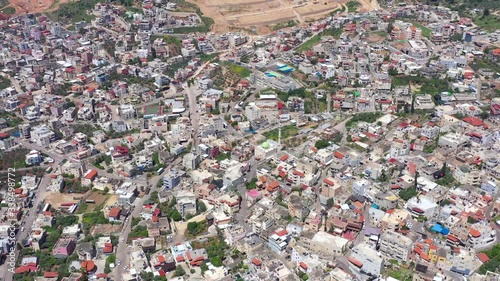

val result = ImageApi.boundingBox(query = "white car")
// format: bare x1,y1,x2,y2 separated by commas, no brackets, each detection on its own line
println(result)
121,238,125,243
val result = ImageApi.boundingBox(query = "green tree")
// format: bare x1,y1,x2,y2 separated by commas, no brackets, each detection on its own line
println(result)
387,22,394,33
399,187,418,201
388,68,398,76
174,265,186,276
480,111,490,120
483,8,490,17
315,139,330,149
198,200,207,212
326,198,334,209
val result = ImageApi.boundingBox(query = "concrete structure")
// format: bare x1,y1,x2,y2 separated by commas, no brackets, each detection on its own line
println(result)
379,230,413,262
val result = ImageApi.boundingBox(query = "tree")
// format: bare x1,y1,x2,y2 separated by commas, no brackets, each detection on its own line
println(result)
480,111,490,120
387,22,394,34
315,139,330,149
410,94,416,114
198,200,207,212
379,169,388,182
399,187,418,201
210,256,222,266
326,198,334,209
441,162,447,174
388,67,398,76
201,262,209,275
174,265,186,277
483,8,490,17
167,208,182,221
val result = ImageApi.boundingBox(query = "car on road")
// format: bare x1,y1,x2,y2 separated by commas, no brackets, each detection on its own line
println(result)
120,238,125,243
21,227,25,232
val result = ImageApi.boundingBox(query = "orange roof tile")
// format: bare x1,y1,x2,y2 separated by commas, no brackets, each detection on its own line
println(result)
299,261,308,269
251,258,262,266
348,257,363,268
469,228,481,237
323,178,335,186
334,151,344,159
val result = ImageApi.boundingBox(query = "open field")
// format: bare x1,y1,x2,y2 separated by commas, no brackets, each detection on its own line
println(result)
296,2,339,18
231,8,296,26
187,0,380,34
5,0,70,14
45,193,78,208
206,0,268,6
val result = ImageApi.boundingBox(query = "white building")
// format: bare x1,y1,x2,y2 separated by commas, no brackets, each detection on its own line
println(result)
254,139,280,160
405,196,438,218
348,243,385,280
30,125,56,146
379,230,413,262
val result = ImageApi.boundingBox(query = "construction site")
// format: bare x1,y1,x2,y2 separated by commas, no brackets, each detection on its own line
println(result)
187,0,380,34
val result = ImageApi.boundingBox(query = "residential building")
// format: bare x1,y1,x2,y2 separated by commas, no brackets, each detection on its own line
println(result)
163,169,185,189
52,238,76,258
379,231,413,262
348,243,385,280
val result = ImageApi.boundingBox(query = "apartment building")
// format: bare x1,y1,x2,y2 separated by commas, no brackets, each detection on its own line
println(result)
379,230,413,262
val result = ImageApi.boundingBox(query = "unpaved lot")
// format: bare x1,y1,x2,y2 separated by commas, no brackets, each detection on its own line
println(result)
187,0,380,34
7,0,70,14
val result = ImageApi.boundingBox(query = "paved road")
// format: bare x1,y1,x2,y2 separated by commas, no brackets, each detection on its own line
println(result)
184,85,201,147
2,140,58,281
114,157,181,279
0,72,23,94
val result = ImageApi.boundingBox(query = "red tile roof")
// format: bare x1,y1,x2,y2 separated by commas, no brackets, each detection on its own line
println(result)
293,170,305,177
108,207,121,218
477,253,490,263
348,257,363,268
463,116,483,127
334,151,344,159
275,229,288,236
251,258,262,266
299,261,308,270
469,228,481,237
44,272,59,278
84,169,98,179
323,178,335,186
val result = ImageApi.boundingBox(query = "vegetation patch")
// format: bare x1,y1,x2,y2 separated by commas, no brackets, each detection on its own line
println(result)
345,112,384,128
223,62,252,78
0,76,11,90
347,1,360,13
263,125,299,141
0,6,15,14
48,0,103,23
478,244,500,274
270,20,297,31
410,22,432,38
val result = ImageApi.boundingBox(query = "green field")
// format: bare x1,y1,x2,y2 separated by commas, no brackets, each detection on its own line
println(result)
225,62,252,78
411,22,432,38
473,16,500,32
263,125,299,141
296,34,322,52
144,105,163,115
